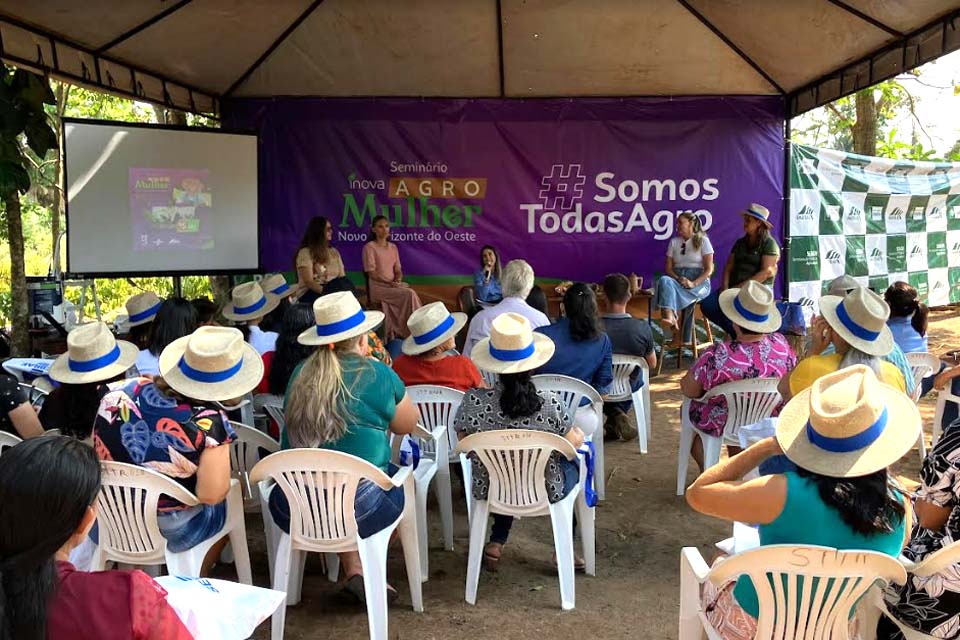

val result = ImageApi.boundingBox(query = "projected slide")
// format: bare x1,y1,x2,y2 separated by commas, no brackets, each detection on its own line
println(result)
65,121,258,276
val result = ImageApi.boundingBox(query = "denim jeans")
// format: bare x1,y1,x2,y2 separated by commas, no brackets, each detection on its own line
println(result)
489,457,580,545
656,268,710,341
88,502,228,553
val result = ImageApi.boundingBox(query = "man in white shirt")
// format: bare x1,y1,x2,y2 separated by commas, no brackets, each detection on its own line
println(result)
462,259,550,356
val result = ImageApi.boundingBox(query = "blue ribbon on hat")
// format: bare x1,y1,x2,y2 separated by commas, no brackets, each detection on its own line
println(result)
269,282,290,295
128,301,161,324
806,407,888,453
68,344,121,372
734,297,769,323
835,300,881,341
413,314,455,345
489,342,535,362
233,296,267,315
578,440,598,508
177,356,244,383
316,308,366,337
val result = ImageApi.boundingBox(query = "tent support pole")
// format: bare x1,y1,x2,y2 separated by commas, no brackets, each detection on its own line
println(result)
782,110,791,301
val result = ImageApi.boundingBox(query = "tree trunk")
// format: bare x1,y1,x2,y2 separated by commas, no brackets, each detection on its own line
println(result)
51,83,69,270
4,193,30,356
851,89,878,156
209,275,231,306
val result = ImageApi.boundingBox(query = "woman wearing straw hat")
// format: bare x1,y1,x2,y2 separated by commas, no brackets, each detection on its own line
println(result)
686,365,916,639
779,287,906,402
40,322,139,441
134,298,198,377
123,290,162,351
454,313,586,570
269,292,419,601
222,281,283,356
680,282,797,472
93,326,260,570
294,216,356,305
392,302,482,392
699,203,781,338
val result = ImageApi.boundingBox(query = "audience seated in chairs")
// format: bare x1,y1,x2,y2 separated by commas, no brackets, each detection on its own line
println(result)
135,297,198,377
463,259,549,356
0,373,44,439
456,313,585,570
222,281,282,357
269,292,418,603
255,302,315,397
886,280,941,399
94,326,256,574
601,273,656,441
686,366,916,640
525,284,549,318
680,282,796,472
0,436,192,640
392,302,483,392
41,322,139,441
124,290,162,350
191,296,219,327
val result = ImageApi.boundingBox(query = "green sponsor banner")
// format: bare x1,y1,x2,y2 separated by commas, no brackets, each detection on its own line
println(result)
790,147,819,190
909,271,929,300
950,267,960,303
844,235,867,277
948,195,960,231
907,195,931,233
886,235,907,273
868,275,889,293
819,191,843,236
928,231,948,269
788,236,821,283
864,194,889,235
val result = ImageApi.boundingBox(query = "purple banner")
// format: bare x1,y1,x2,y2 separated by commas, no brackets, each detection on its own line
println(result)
225,97,784,286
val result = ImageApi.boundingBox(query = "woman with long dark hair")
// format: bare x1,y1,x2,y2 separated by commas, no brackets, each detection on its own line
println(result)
473,245,503,306
885,281,929,354
295,215,355,305
362,215,422,340
135,297,198,377
686,365,916,639
455,313,584,569
0,436,191,640
255,302,316,396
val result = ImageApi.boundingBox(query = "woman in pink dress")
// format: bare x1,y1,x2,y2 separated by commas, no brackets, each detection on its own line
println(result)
362,215,422,340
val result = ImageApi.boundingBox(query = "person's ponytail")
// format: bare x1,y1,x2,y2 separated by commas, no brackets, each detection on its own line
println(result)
911,299,929,338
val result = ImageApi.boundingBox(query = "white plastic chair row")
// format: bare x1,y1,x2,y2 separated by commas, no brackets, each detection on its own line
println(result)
229,422,281,512
932,382,960,448
676,378,782,496
905,352,941,460
609,354,651,453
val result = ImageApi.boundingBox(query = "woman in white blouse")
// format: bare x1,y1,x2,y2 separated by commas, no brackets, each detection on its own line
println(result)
655,212,714,344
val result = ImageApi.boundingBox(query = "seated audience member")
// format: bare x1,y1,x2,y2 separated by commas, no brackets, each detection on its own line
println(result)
456,313,585,569
931,364,960,437
656,211,714,344
124,291,162,350
474,244,503,306
222,281,281,356
601,273,656,441
463,259,549,356
271,292,418,601
0,373,44,439
826,274,860,296
95,326,254,572
535,283,612,438
880,417,960,638
135,297,198,377
780,287,905,402
41,323,138,441
392,302,482,391
681,282,796,472
256,303,315,396
0,436,192,640
191,297,219,327
686,366,915,639
885,281,928,353
525,284,549,317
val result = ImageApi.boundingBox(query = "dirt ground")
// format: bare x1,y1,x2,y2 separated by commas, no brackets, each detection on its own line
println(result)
237,307,960,640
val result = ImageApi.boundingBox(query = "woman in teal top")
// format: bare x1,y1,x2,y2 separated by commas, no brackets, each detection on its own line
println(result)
686,365,919,637
268,292,419,602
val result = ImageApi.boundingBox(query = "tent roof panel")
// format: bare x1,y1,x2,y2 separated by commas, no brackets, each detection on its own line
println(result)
0,0,165,49
840,0,959,34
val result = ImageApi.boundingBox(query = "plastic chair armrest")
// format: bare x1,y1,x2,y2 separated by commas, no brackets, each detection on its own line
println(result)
389,465,414,489
680,546,711,583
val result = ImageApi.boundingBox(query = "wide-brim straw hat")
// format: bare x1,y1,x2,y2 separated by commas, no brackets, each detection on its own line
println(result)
718,281,782,334
125,291,162,327
222,281,281,322
401,302,467,355
777,365,919,477
298,291,384,346
819,287,894,357
158,326,263,402
261,273,296,299
470,312,555,374
741,202,773,228
49,321,139,384
826,274,861,297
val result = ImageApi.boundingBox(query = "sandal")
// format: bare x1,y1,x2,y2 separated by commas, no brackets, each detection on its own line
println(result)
553,552,587,572
483,542,503,571
342,574,400,606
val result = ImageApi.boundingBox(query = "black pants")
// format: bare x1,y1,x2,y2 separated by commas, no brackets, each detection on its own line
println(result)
299,277,357,305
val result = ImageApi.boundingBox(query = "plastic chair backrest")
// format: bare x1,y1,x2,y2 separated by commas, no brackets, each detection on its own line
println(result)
701,378,782,442
901,537,960,577
406,385,464,459
97,461,199,562
18,382,48,408
229,423,280,507
531,374,602,417
249,449,394,552
455,429,578,517
905,352,940,392
263,404,286,433
0,431,22,454
708,544,906,639
609,354,648,400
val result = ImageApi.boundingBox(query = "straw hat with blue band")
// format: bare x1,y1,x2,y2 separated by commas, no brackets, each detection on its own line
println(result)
260,273,304,301
222,281,281,322
125,291,163,328
776,365,919,477
740,202,773,228
818,287,894,357
158,326,263,402
297,291,384,346
401,302,467,355
470,312,555,374
49,322,139,384
717,281,782,334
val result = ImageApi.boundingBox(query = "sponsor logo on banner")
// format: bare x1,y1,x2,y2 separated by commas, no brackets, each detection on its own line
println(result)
798,297,816,308
889,207,905,220
870,206,884,221
796,205,815,220
825,250,842,263
870,247,884,259
930,206,945,221
845,206,862,221
911,245,925,258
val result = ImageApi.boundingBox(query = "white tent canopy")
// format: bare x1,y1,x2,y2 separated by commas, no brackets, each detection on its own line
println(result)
0,0,958,116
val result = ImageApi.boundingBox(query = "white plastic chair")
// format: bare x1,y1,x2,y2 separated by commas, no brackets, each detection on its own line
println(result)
250,449,423,640
0,432,22,453
43,428,61,437
905,352,940,460
531,374,606,501
17,382,48,408
609,354,651,453
679,544,906,640
932,384,960,447
455,429,595,610
92,461,252,583
263,403,286,437
677,378,782,496
229,423,281,512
